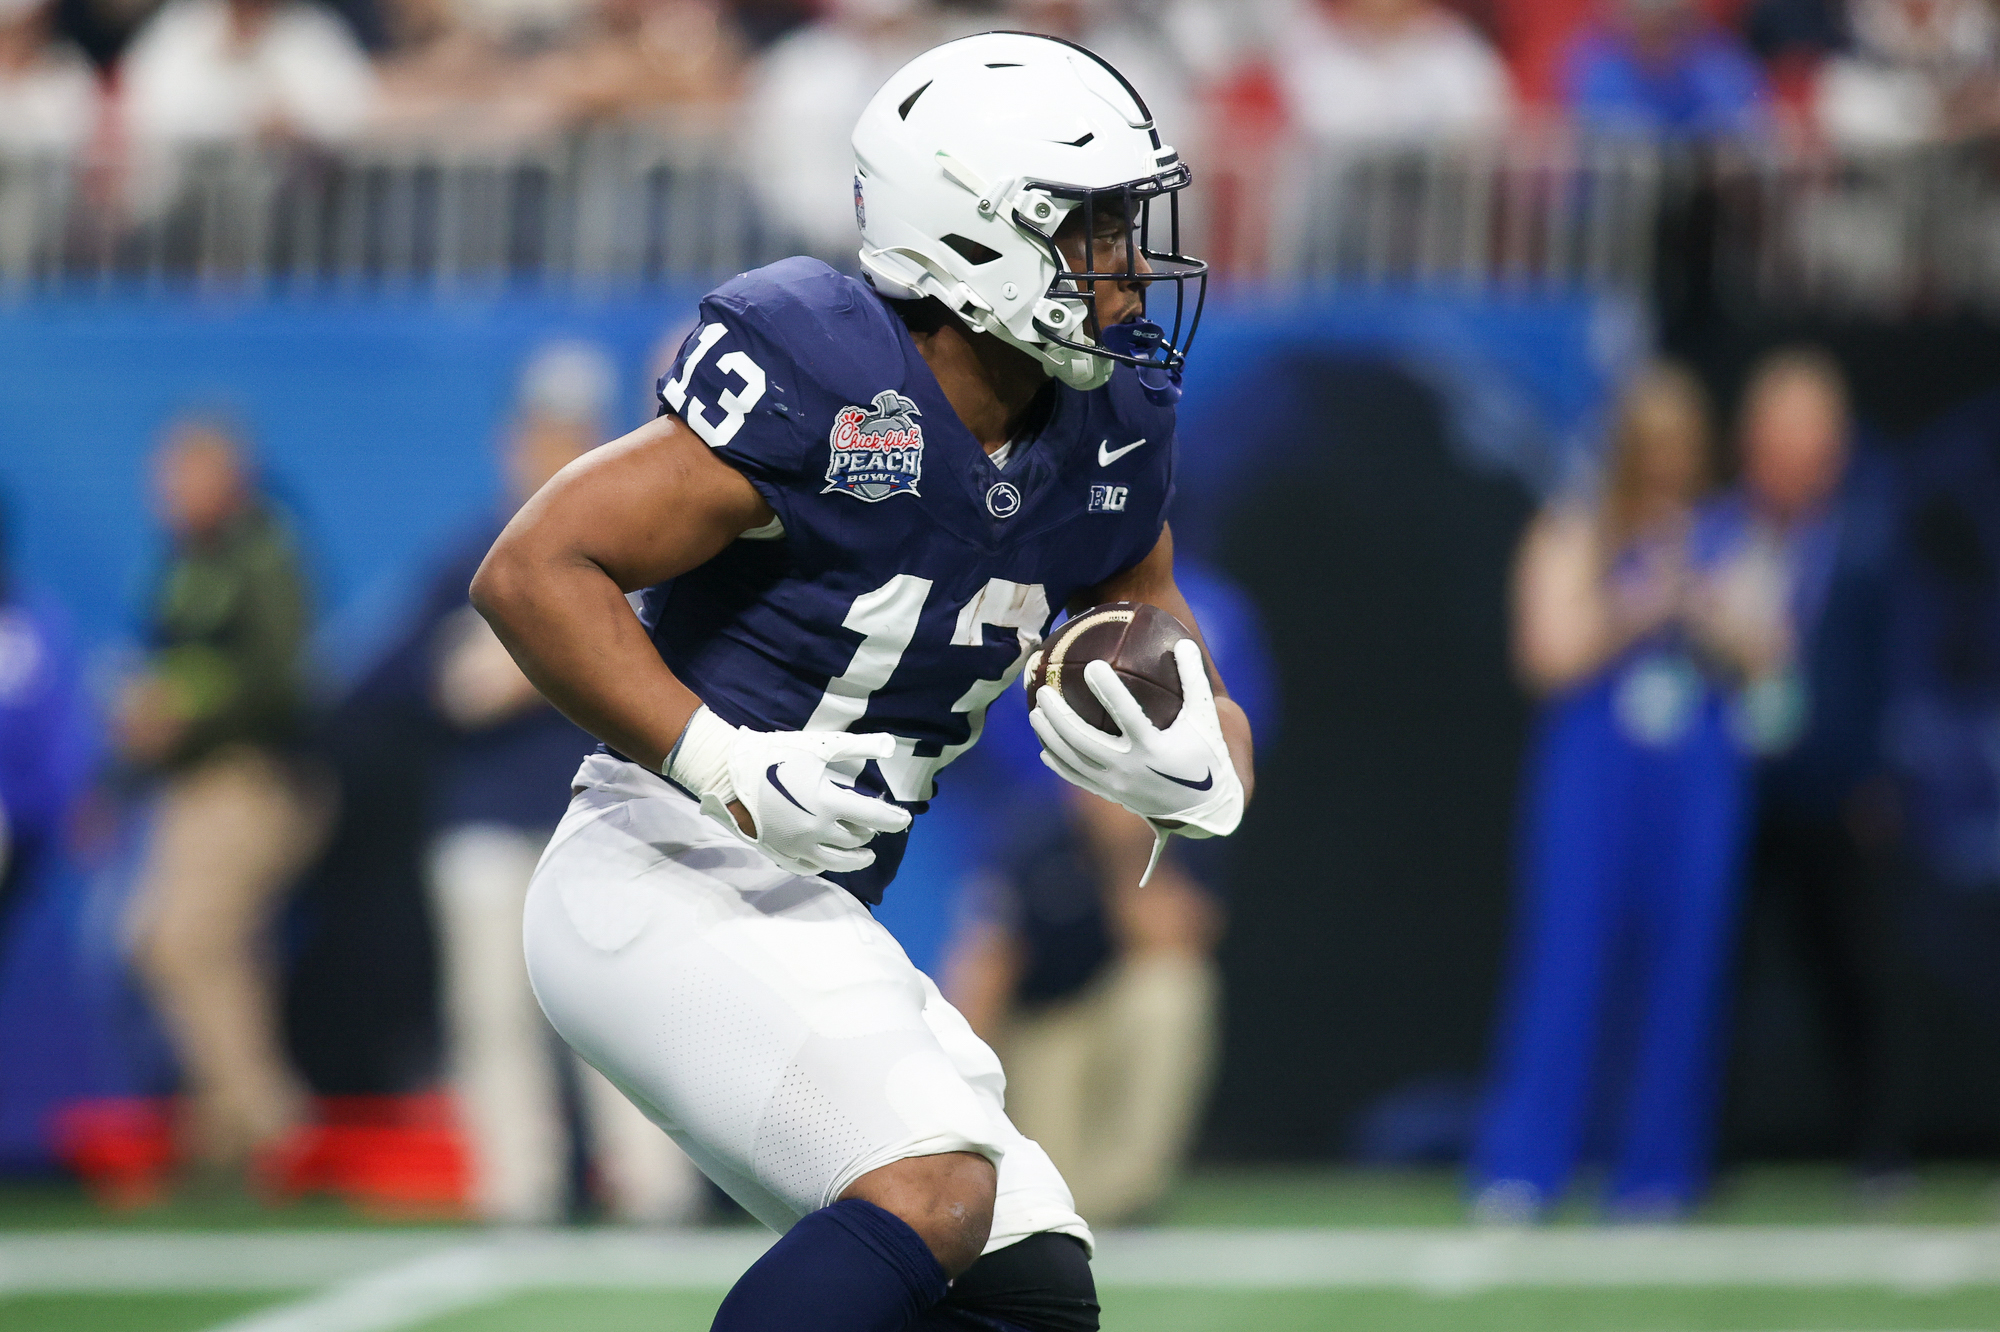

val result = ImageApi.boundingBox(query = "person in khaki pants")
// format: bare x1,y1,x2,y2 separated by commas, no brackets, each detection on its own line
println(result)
947,788,1223,1226
380,342,701,1225
943,560,1274,1226
118,417,328,1179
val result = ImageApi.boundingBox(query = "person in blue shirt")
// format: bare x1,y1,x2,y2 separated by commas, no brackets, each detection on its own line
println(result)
0,498,93,945
1472,362,1781,1222
1564,0,1774,139
1734,350,1909,1185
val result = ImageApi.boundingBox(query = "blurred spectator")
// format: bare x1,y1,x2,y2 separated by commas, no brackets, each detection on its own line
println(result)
1564,0,1773,139
368,342,702,1225
0,0,99,153
120,415,329,1179
0,496,93,944
532,0,742,126
375,0,739,142
120,0,376,152
1472,363,1781,1223
1815,0,2000,147
1272,0,1513,143
943,562,1274,1226
369,0,523,138
741,0,941,258
1732,350,1912,1182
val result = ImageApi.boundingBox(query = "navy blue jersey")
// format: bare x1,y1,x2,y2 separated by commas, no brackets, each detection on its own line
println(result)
639,257,1175,903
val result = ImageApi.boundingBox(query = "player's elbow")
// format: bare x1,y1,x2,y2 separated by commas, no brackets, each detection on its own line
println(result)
468,538,528,630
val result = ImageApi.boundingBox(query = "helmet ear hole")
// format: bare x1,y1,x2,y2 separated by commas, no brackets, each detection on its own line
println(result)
941,234,1003,266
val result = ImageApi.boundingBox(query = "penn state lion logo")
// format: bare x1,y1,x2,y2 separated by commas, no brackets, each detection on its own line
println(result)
823,390,924,501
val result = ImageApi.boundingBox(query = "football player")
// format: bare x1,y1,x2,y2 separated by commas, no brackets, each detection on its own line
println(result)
471,31,1253,1332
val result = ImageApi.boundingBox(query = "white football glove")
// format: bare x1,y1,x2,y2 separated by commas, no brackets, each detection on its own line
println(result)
665,706,912,877
1030,638,1245,848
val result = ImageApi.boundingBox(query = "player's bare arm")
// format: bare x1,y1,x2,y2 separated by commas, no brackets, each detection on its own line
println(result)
1078,523,1256,808
469,413,769,772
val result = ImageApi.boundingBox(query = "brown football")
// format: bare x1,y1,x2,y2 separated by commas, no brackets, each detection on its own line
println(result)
1025,601,1196,735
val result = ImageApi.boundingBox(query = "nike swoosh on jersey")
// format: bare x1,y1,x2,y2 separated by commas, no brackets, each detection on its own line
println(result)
1148,765,1214,791
766,764,813,813
1097,437,1147,466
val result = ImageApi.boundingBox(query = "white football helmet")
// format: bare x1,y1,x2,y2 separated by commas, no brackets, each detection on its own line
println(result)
851,30,1206,392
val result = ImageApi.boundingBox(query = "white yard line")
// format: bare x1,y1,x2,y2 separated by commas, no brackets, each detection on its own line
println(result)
0,1231,463,1293
1087,1228,2000,1293
198,1245,515,1332
3,1226,2000,1332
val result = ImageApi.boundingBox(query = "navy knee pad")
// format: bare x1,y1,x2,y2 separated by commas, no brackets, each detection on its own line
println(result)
922,1232,1099,1332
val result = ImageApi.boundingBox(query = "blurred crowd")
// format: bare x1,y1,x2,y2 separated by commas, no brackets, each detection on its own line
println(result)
6,0,2000,241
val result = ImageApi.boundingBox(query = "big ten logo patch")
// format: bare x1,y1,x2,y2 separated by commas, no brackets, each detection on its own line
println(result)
824,390,925,501
1088,484,1128,513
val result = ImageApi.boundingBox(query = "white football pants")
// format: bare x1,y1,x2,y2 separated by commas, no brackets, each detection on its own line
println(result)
428,823,704,1225
523,754,1091,1254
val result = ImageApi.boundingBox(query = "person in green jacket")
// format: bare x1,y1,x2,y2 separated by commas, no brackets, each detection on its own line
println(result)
119,414,329,1183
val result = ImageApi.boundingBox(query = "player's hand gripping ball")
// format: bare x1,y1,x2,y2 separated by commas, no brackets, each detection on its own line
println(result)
1026,603,1244,841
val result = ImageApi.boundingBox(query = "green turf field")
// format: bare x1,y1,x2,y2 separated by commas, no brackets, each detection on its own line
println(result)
1,1167,1995,1332
6,1283,1998,1332
400,1286,2000,1332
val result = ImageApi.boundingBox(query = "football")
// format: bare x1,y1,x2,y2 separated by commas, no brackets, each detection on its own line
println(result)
1025,601,1196,734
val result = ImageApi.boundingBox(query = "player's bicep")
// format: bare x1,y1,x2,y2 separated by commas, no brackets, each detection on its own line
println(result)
1076,524,1231,699
495,413,774,593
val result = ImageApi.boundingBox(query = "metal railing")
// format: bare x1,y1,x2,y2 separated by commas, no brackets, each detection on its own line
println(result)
1257,135,1664,293
5,122,2000,310
0,125,790,291
1715,140,2000,314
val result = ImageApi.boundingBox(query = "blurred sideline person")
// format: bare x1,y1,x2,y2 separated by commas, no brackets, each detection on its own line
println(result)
0,495,94,947
374,342,703,1224
944,562,1272,1227
119,416,330,1177
1731,350,1910,1184
1472,364,1784,1222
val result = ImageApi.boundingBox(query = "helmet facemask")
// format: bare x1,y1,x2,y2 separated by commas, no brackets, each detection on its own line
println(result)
1024,170,1206,403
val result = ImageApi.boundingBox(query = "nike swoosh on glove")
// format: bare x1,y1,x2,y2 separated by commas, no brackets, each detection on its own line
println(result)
665,707,912,877
1030,638,1245,842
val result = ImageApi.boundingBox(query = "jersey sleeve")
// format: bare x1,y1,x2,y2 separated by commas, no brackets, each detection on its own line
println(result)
655,300,810,533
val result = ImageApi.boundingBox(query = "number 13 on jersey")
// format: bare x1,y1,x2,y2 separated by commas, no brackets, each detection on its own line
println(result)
806,574,1049,802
